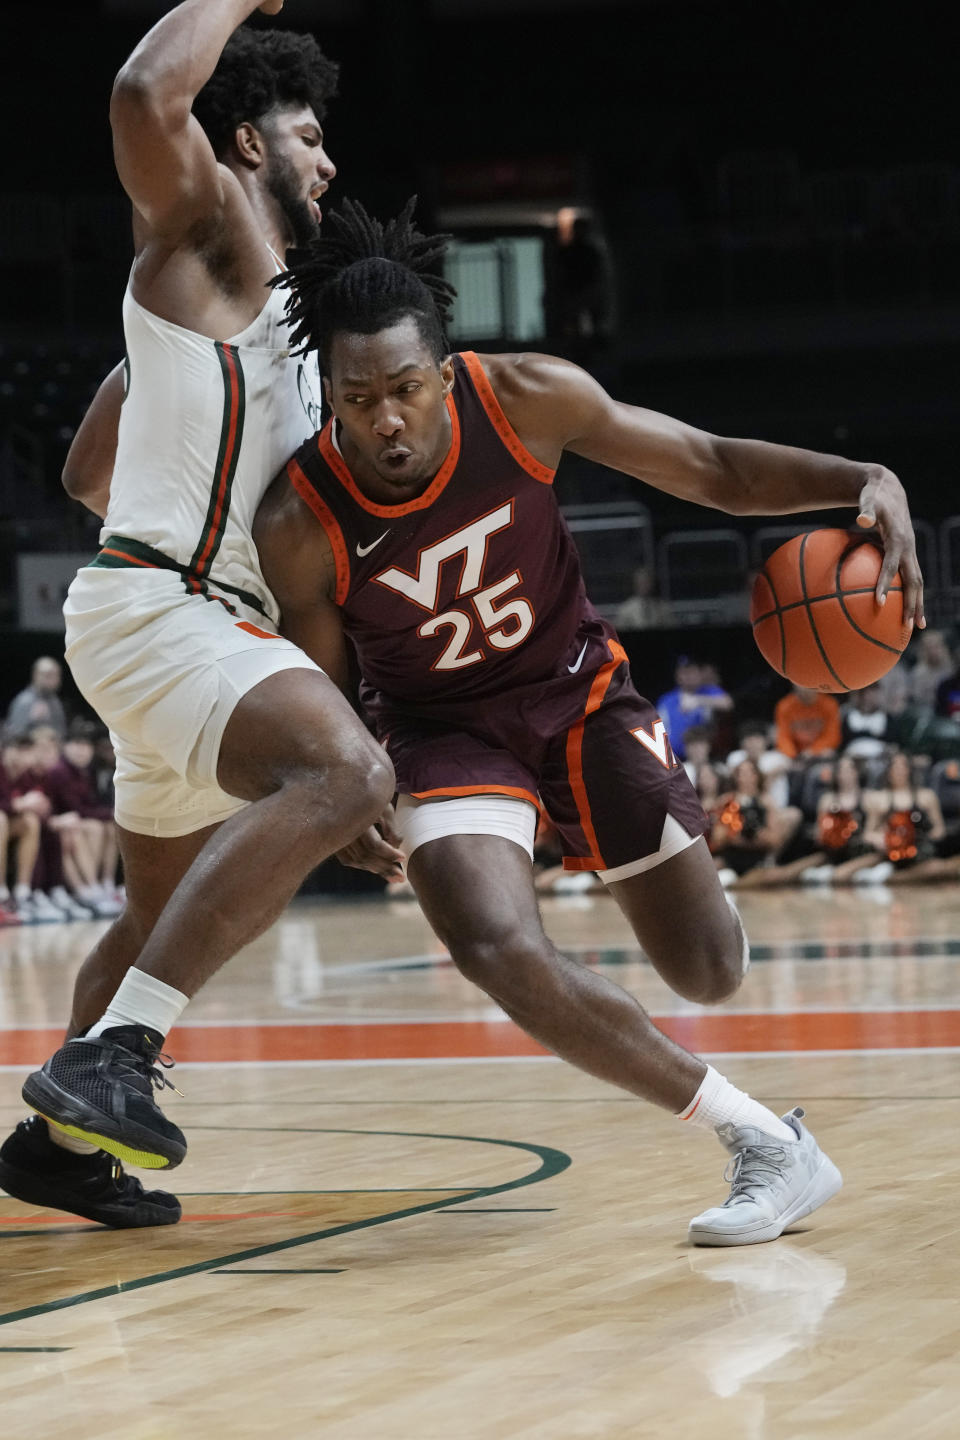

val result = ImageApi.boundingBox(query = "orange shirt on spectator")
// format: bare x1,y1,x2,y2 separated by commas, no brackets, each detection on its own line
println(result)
774,690,842,758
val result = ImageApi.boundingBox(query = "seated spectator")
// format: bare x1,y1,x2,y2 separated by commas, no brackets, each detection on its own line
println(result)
681,724,713,783
1,736,44,925
842,685,891,759
5,656,67,739
799,755,879,884
774,685,841,760
0,733,65,922
614,565,666,631
724,720,791,809
696,761,728,832
711,758,802,888
30,725,122,918
855,750,960,885
909,629,953,712
657,656,733,760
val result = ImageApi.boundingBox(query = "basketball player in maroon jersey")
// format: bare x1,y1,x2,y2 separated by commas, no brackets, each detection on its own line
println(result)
250,200,923,1244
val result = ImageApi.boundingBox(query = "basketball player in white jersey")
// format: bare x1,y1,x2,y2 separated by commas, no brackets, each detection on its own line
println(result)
0,0,397,1226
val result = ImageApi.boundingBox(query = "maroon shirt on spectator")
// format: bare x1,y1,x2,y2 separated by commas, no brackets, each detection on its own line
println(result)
40,760,113,822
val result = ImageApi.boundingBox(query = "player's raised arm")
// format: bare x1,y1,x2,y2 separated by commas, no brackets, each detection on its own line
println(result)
492,352,924,629
110,0,281,237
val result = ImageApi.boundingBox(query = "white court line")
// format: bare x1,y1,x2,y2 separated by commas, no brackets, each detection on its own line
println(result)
3,1046,960,1075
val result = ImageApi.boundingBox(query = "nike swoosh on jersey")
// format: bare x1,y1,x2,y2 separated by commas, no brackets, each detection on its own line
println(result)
568,641,589,674
356,531,391,557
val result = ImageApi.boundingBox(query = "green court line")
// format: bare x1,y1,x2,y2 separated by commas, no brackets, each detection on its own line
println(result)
0,1127,570,1330
0,1346,71,1353
214,1268,345,1275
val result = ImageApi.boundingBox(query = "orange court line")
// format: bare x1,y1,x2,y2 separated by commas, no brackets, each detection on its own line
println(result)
3,1011,960,1066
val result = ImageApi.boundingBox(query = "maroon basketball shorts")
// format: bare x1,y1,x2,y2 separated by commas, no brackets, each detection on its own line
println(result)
380,643,709,878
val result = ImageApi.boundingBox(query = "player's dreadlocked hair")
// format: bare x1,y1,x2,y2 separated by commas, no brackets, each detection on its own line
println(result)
193,26,339,159
273,197,458,372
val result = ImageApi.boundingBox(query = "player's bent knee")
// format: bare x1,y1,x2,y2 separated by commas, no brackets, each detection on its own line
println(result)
448,932,550,998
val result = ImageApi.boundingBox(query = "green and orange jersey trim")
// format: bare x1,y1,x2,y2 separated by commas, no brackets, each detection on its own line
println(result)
89,534,271,620
188,340,246,585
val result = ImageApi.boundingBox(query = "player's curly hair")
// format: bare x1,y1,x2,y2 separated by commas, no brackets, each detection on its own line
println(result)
193,26,339,159
272,196,458,371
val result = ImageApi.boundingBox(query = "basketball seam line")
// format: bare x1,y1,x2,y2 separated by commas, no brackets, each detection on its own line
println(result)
761,560,788,675
833,559,904,657
798,532,847,691
753,582,904,628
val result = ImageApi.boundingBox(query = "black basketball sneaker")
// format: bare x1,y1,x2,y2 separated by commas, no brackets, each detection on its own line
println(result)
22,1025,187,1170
0,1116,181,1228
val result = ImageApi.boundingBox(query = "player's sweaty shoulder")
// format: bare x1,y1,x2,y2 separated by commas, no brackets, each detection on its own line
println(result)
476,351,600,452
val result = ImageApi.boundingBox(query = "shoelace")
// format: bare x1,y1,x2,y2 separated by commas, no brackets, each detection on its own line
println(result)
722,1142,789,1203
108,1039,184,1099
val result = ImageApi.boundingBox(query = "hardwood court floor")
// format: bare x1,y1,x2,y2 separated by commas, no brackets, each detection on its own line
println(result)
1,886,959,1439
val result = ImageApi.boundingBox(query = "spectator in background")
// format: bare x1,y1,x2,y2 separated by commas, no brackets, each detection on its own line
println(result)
775,685,841,760
711,758,801,888
935,649,960,721
909,630,953,712
0,733,64,922
800,755,879,884
872,657,909,717
0,737,43,926
5,657,67,739
614,565,666,631
842,685,891,759
681,724,713,784
29,726,122,919
724,720,791,810
858,750,955,885
657,656,733,760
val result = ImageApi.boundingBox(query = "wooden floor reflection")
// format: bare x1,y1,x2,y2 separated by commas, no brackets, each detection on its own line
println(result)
1,886,958,1439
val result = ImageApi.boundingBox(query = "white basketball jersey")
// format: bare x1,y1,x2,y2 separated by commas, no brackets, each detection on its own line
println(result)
102,269,322,621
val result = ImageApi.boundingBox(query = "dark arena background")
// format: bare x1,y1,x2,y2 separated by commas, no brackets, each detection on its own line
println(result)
1,4,959,1437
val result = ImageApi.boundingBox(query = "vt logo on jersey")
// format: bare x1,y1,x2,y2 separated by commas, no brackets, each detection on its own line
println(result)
630,719,677,770
373,502,534,671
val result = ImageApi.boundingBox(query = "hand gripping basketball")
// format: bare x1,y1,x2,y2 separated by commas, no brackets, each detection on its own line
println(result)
855,469,925,629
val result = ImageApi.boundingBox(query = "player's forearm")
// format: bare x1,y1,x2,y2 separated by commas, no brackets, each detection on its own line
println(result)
63,363,124,518
112,0,262,120
710,437,889,518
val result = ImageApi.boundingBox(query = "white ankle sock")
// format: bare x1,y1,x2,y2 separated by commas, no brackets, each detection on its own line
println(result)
48,1126,99,1156
677,1065,796,1143
84,968,189,1042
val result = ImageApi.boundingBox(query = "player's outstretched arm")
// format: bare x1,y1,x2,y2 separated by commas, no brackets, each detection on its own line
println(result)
62,362,126,519
492,352,924,628
110,0,278,237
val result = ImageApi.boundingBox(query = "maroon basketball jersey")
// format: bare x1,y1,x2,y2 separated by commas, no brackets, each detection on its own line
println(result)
284,351,617,729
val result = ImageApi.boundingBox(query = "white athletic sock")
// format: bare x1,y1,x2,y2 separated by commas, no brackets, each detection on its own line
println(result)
84,968,189,1042
48,1126,99,1156
677,1064,797,1143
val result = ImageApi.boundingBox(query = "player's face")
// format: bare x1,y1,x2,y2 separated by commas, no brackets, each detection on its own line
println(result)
326,319,456,502
263,106,336,249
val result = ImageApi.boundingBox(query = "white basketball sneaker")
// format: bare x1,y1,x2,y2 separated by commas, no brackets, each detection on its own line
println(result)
688,1108,842,1247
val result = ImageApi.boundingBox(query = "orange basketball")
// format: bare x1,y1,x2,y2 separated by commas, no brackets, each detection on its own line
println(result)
751,529,911,693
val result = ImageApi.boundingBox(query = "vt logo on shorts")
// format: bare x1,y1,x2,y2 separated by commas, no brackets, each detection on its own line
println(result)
630,719,677,770
373,502,534,672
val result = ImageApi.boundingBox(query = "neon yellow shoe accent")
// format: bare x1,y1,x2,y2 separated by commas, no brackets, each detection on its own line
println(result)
27,1109,172,1170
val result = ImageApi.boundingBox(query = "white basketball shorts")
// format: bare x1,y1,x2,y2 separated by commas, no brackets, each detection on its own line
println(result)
64,567,322,838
